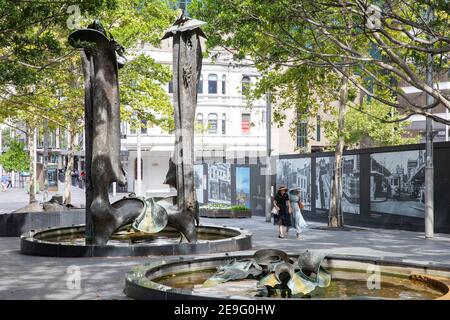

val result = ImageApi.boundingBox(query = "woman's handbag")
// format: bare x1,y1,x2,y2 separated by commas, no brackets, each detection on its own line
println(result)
299,201,305,210
271,206,279,215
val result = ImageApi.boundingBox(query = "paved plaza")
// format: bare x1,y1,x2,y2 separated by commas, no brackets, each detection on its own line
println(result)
0,184,128,214
1,212,450,299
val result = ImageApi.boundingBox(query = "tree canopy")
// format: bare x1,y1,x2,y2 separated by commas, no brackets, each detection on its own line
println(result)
190,0,450,131
0,139,29,173
0,0,177,133
324,98,420,149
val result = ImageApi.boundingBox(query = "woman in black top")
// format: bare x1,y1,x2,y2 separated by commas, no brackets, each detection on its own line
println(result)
273,185,292,238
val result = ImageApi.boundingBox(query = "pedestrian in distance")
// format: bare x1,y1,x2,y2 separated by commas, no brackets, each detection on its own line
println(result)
272,185,292,238
289,187,308,239
1,173,8,191
7,174,12,188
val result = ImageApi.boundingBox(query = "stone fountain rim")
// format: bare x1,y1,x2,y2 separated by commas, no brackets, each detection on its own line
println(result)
20,224,252,257
123,252,450,300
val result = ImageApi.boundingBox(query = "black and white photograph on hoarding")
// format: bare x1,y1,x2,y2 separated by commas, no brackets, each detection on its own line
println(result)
315,156,360,214
276,158,311,210
194,164,204,203
342,155,360,214
315,157,332,211
207,163,231,204
370,150,425,218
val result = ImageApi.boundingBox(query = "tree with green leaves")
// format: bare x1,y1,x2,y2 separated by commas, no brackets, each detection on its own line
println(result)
190,0,450,227
190,0,366,227
0,139,29,173
0,1,115,83
1,0,176,128
1,0,177,204
324,98,420,149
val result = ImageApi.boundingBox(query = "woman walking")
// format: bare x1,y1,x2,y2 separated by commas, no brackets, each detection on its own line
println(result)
1,174,8,191
289,188,308,239
273,185,292,238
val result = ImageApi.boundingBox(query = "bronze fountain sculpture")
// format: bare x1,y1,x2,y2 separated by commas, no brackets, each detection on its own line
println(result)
68,14,206,245
69,20,144,245
151,12,207,242
204,249,331,298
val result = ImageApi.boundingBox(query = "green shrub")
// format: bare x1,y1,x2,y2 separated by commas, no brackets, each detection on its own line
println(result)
200,203,250,211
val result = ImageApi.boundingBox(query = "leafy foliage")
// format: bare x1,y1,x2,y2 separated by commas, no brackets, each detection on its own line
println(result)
120,54,174,131
1,0,177,133
0,0,115,88
0,139,29,173
324,98,420,149
190,0,450,149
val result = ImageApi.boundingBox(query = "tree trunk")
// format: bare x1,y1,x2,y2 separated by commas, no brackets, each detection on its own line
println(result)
43,118,49,202
28,126,36,203
64,128,76,205
328,76,348,228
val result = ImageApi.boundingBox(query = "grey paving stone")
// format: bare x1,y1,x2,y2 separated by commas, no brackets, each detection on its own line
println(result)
1,216,450,299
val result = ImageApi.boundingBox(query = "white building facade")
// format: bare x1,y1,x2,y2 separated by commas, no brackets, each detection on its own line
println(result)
122,40,267,195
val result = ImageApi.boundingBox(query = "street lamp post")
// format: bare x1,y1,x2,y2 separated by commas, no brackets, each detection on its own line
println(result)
424,8,434,239
265,91,272,222
33,127,37,197
43,118,49,202
446,108,449,142
136,124,142,197
0,126,2,177
424,67,434,238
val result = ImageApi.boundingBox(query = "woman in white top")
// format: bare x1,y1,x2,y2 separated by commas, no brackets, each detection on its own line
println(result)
289,188,308,239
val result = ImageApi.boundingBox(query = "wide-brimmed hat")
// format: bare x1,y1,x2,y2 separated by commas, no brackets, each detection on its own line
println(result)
278,185,288,191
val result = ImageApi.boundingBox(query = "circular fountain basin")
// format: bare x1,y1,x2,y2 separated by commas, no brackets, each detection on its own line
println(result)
20,224,252,257
124,253,450,300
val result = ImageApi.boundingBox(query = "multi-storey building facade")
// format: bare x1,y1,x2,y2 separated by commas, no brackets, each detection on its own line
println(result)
271,72,450,156
122,40,267,194
399,72,450,142
271,107,331,156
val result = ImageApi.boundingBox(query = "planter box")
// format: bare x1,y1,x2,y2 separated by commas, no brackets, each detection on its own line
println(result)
0,209,85,237
199,208,252,218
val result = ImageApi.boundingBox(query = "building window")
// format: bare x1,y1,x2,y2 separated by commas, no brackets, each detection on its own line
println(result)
222,75,226,94
197,75,203,94
49,131,56,148
208,113,218,134
134,158,143,180
242,76,251,95
222,113,226,135
140,119,148,135
78,132,84,147
316,116,321,142
176,0,192,14
59,129,68,149
296,115,308,148
196,113,203,132
241,113,251,134
168,80,173,93
120,122,129,137
208,74,218,94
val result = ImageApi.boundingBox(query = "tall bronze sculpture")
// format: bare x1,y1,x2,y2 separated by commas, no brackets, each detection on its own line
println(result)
161,13,207,242
69,21,141,245
67,16,207,245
